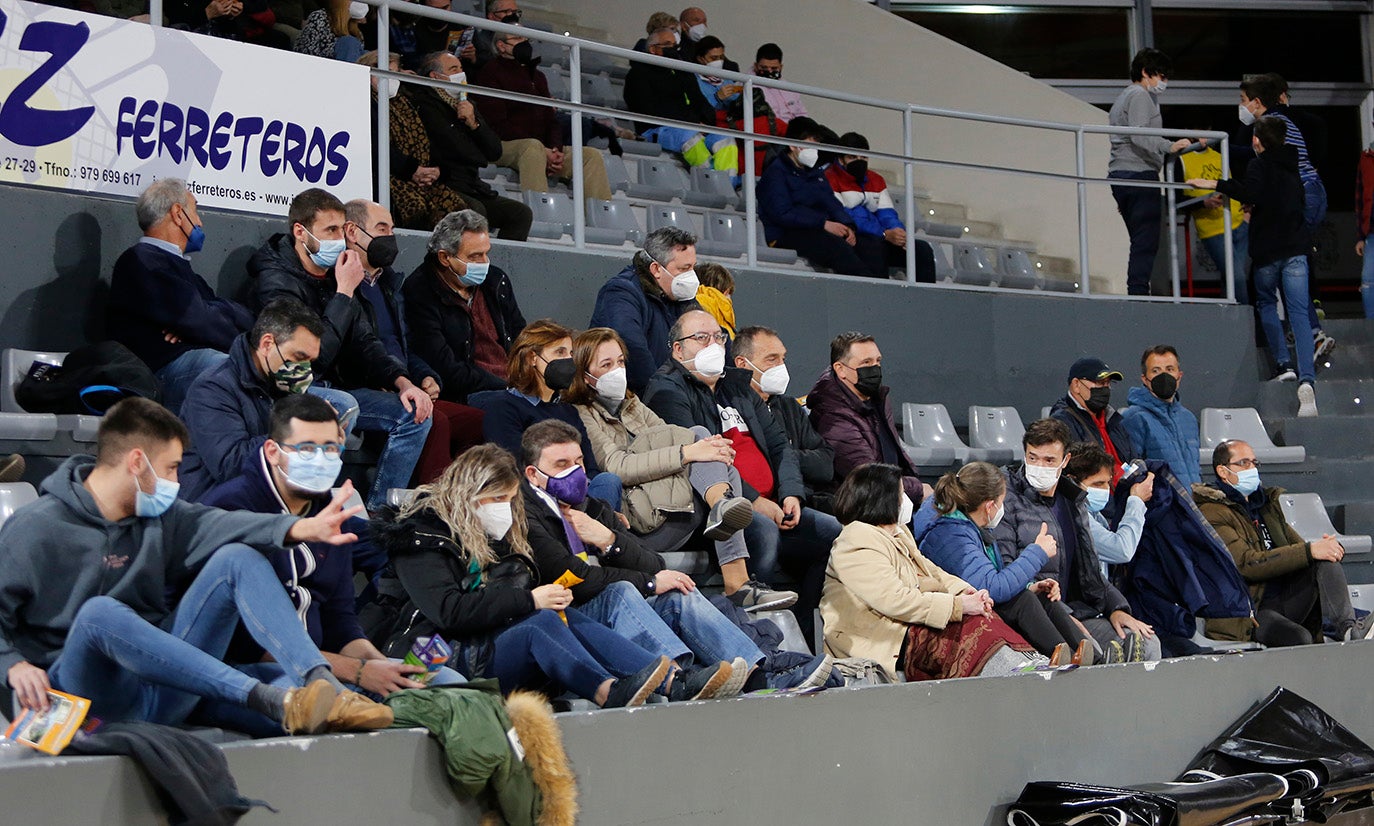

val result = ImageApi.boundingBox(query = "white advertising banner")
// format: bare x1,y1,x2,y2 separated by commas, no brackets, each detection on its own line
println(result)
0,0,372,214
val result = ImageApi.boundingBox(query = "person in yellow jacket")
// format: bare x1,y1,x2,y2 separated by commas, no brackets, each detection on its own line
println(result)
694,262,737,338
1180,147,1249,303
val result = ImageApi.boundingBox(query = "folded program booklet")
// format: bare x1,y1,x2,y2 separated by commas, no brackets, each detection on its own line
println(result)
3,690,91,755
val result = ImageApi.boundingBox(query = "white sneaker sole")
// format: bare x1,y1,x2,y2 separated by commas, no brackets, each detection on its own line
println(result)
739,592,798,613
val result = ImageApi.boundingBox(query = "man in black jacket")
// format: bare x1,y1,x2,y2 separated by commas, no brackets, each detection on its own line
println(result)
645,310,836,616
518,420,833,696
411,51,533,242
248,188,434,512
1049,357,1137,486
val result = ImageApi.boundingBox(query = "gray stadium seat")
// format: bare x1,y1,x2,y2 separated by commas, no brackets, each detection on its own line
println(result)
0,482,37,529
523,190,573,240
1350,584,1374,614
689,166,739,208
645,204,697,235
695,211,744,258
750,219,800,265
967,405,1026,462
332,485,368,520
1279,492,1372,556
930,241,957,282
900,403,970,466
580,73,617,108
953,243,998,286
1192,617,1264,652
1039,406,1051,420
586,198,644,245
543,65,570,100
477,165,510,184
1,349,87,442
619,138,661,157
641,159,728,208
1198,408,1305,465
609,155,675,201
915,219,965,239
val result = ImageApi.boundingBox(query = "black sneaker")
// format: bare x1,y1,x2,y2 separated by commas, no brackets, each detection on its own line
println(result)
703,496,754,541
726,580,798,613
605,656,671,709
667,661,734,701
765,653,834,690
1344,613,1374,642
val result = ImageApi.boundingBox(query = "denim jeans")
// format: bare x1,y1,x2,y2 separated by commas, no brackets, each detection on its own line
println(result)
307,386,360,434
1254,256,1316,383
156,348,228,416
588,471,622,512
1363,232,1374,318
1198,222,1250,305
47,544,330,725
577,581,764,670
1301,177,1328,332
1109,169,1162,295
743,506,841,593
489,609,659,700
349,387,434,511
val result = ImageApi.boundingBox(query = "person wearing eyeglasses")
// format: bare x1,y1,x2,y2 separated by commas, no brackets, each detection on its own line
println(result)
1194,439,1371,645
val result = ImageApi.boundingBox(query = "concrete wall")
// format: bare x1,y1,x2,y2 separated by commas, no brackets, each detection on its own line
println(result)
0,184,1260,430
5,643,1374,823
552,0,1130,287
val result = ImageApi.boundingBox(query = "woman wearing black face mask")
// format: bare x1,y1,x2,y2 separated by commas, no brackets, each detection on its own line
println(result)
474,320,623,509
1047,358,1138,486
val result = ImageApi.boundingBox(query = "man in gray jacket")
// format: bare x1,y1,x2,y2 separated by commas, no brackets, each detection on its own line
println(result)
0,398,388,735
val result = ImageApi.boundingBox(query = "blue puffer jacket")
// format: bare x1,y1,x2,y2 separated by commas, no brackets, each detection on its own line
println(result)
588,264,699,396
912,497,1049,606
1119,386,1201,488
757,155,854,245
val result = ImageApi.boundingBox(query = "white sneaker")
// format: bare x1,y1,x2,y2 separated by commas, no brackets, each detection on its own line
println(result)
1297,383,1318,418
1314,330,1337,361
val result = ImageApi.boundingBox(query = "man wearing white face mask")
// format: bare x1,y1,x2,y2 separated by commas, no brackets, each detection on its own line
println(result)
590,227,703,396
1194,439,1368,645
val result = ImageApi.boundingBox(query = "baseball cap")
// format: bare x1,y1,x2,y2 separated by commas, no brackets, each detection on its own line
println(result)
1068,357,1124,383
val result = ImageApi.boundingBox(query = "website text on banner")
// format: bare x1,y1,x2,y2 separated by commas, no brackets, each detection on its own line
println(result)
0,0,372,214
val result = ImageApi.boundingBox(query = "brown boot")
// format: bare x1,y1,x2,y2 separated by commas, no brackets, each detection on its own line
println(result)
326,690,394,731
282,679,336,735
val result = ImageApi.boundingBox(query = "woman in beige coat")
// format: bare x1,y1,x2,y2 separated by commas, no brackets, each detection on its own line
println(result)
821,463,1041,681
563,328,796,612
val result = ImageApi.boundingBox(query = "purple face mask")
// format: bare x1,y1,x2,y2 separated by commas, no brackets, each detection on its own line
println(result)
539,464,588,505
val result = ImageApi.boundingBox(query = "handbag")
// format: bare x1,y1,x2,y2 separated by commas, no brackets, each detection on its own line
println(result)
1006,773,1290,826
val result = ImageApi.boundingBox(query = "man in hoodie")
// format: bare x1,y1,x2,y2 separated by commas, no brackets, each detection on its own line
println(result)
1049,357,1137,485
1119,345,1201,488
0,398,390,734
588,227,702,396
249,188,434,511
1193,439,1370,645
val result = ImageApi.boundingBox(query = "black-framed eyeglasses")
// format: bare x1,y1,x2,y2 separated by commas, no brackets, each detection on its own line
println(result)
675,332,728,346
280,442,343,459
1225,458,1261,470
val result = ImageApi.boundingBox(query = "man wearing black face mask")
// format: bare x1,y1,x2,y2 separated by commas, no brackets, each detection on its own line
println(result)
1120,344,1201,488
1049,358,1137,485
471,0,523,69
824,131,937,283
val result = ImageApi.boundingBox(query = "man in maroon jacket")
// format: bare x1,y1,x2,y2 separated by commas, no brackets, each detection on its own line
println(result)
806,331,929,509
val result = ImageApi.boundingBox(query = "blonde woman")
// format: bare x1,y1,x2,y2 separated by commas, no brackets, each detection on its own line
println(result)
296,0,366,61
376,444,670,707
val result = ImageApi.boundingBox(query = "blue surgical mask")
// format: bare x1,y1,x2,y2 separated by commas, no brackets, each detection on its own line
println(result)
1233,467,1261,497
185,223,205,254
134,456,180,517
306,228,346,268
282,449,344,494
1085,486,1111,513
456,260,489,287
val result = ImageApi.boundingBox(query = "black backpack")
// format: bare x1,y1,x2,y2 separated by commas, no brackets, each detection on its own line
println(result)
15,341,160,415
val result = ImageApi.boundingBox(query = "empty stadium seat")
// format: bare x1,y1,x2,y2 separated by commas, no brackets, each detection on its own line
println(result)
967,406,1025,462
543,65,570,100
619,138,662,157
689,167,739,208
0,482,37,529
579,73,617,108
899,403,970,466
1198,408,1305,465
523,190,573,240
641,159,728,208
694,211,744,258
953,243,998,286
1279,492,1372,556
646,204,698,235
750,219,801,265
586,198,644,245
998,249,1039,289
1,349,90,443
606,155,675,201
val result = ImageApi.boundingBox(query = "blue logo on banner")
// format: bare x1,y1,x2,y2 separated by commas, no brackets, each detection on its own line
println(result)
0,11,97,147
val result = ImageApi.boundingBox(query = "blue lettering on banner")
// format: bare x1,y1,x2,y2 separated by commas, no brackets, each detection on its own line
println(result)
0,11,97,147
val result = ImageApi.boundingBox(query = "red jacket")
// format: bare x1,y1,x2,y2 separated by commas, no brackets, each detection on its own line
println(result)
1358,150,1374,237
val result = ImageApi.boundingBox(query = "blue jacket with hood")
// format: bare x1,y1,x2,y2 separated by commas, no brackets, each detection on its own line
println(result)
912,497,1049,605
1119,385,1201,488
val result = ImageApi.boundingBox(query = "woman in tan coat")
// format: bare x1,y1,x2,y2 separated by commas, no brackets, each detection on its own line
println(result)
821,463,1042,681
563,328,795,612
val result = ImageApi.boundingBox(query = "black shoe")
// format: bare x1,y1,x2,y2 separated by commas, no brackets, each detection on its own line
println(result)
667,661,734,701
604,656,671,709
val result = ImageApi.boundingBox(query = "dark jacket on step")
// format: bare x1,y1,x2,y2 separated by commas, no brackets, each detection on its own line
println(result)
1214,143,1308,268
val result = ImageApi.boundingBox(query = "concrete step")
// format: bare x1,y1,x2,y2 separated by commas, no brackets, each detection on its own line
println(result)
1262,459,1374,513
962,219,1002,239
1276,416,1374,459
1256,378,1374,419
1310,343,1374,381
917,199,968,222
1320,318,1374,347
1338,501,1374,535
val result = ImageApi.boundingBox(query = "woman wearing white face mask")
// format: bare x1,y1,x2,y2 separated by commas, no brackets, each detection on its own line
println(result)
296,0,368,61
377,444,673,708
913,462,1096,664
821,463,1045,681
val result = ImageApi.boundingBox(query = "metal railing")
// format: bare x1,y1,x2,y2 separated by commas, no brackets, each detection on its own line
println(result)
145,0,1234,301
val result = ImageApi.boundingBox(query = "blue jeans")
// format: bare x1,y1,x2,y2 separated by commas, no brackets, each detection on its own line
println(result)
349,387,433,511
1362,232,1374,318
643,126,732,158
47,544,330,725
1302,177,1328,331
743,506,841,586
308,386,360,434
577,581,764,670
588,471,622,512
156,348,228,416
489,609,658,700
1254,256,1316,384
1109,169,1162,296
1199,222,1250,305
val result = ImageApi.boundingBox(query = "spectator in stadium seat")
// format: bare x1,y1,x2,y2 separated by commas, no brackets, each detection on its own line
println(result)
645,311,840,615
474,30,613,201
412,51,534,242
1194,439,1370,645
295,0,365,61
375,444,675,707
691,36,744,116
624,28,738,173
807,331,928,506
567,327,792,612
694,262,736,339
821,462,1044,681
990,418,1162,662
825,131,937,283
180,299,358,503
1107,48,1192,295
249,188,434,512
914,461,1097,662
342,199,486,486
403,210,527,405
361,52,470,231
1062,443,1151,579
758,124,875,278
752,43,806,124
588,227,703,396
480,319,622,508
108,178,254,416
473,0,522,70
632,11,680,52
197,394,465,734
1119,344,1201,488
0,398,389,734
1049,357,1136,483
676,6,715,63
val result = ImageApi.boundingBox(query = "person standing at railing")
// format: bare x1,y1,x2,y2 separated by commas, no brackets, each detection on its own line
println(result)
1107,48,1192,296
625,28,739,175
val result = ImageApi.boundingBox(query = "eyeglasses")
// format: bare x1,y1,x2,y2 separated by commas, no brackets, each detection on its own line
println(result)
675,332,728,346
280,442,343,459
1225,458,1261,470
494,7,521,20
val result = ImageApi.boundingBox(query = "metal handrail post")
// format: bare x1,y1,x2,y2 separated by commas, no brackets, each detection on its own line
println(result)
743,76,758,269
376,3,390,212
149,0,162,26
569,42,584,248
903,108,916,284
1166,155,1180,298
1075,128,1089,295
1221,136,1235,302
